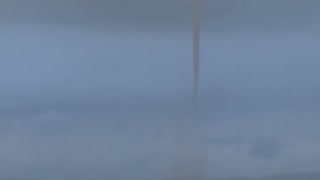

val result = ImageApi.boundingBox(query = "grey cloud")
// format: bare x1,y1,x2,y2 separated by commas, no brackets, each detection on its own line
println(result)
0,0,320,31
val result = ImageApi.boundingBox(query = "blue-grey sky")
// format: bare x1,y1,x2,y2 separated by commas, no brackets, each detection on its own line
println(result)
1,1,320,179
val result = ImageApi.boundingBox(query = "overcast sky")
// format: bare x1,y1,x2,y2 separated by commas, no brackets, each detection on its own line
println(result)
1,0,320,31
1,1,320,179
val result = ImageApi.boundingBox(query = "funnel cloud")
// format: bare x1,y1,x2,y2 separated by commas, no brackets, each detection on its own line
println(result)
1,1,320,180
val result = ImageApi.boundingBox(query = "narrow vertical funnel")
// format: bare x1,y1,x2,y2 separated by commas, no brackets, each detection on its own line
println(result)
170,0,206,180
